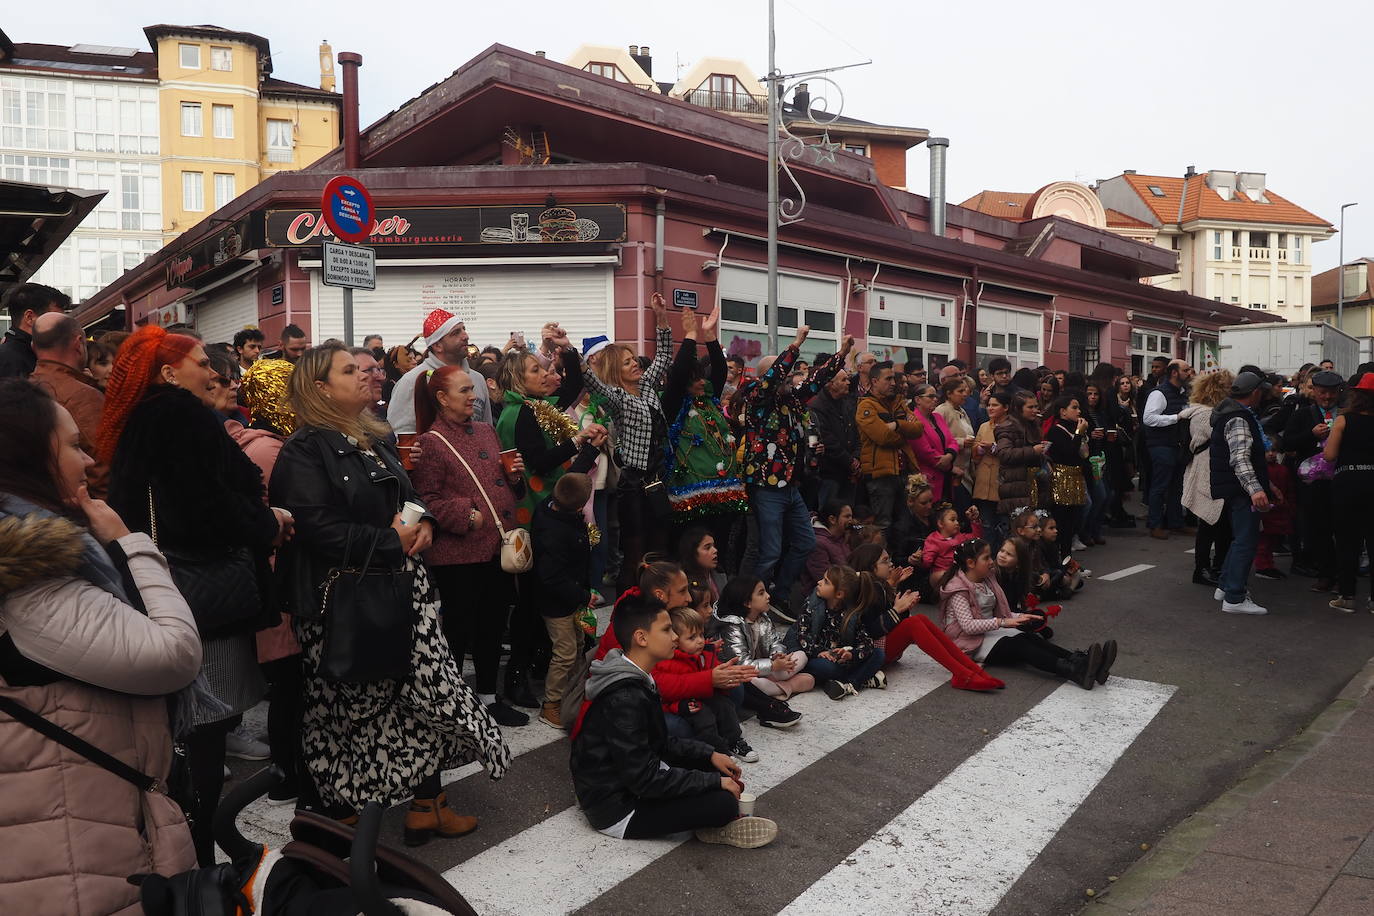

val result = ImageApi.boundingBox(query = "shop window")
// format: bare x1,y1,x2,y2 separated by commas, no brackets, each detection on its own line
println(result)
926,325,950,343
721,299,757,324
804,309,835,332
869,318,893,338
897,321,922,341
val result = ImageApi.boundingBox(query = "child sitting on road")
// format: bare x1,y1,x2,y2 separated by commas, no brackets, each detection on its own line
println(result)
796,566,886,700
655,608,758,763
939,538,1114,691
994,536,1059,639
714,576,812,722
919,503,984,589
570,593,778,847
1037,514,1085,599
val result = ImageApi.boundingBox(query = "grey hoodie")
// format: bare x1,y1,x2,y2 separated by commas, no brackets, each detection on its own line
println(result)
585,648,656,701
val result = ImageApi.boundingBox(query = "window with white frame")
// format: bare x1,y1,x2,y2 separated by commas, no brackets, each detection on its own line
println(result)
179,43,200,69
180,102,202,137
182,171,204,211
1212,230,1222,260
717,266,839,364
120,175,140,230
1128,329,1174,376
212,104,233,139
867,288,955,372
843,142,868,157
0,77,69,152
1292,235,1302,264
210,47,232,71
584,62,628,82
975,305,1042,370
266,119,293,162
213,173,236,209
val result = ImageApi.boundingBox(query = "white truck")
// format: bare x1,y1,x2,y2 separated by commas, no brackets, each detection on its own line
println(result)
1216,322,1359,376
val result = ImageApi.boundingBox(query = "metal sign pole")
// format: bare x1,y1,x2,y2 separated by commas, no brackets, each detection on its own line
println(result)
343,287,354,347
766,0,779,356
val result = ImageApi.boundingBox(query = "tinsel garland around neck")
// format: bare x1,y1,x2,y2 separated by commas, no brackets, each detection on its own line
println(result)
528,397,579,444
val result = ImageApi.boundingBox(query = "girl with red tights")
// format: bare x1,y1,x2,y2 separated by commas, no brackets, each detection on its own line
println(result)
848,542,1003,692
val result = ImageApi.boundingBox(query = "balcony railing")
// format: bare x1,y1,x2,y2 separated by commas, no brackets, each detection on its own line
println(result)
1249,247,1271,260
1277,249,1288,262
1232,246,1242,259
683,88,769,115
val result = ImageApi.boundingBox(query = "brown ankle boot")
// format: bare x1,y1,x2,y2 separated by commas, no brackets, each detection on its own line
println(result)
404,791,477,846
538,702,562,729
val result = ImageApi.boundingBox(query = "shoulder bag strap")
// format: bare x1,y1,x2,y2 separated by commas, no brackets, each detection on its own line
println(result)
0,694,159,792
425,431,510,536
146,485,158,547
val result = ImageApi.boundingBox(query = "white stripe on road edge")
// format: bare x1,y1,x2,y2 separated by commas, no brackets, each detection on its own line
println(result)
1097,563,1155,581
780,676,1175,916
234,706,568,851
443,663,953,916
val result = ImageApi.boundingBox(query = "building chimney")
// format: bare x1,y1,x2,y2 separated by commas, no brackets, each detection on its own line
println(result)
929,137,949,238
1184,164,1196,178
319,41,335,92
793,82,810,113
339,52,362,169
534,50,546,58
630,44,653,77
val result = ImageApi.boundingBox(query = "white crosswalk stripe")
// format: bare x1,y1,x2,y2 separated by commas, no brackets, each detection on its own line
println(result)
443,661,953,915
779,676,1175,915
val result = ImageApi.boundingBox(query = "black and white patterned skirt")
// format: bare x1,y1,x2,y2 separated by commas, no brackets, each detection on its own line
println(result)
295,558,511,809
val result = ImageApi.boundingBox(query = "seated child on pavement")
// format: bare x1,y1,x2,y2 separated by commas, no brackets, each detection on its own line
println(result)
796,566,886,700
570,593,778,847
714,576,812,725
654,608,759,764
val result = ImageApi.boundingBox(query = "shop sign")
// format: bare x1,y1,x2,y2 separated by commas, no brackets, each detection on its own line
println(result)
321,175,375,244
322,241,376,290
264,203,627,248
165,215,258,290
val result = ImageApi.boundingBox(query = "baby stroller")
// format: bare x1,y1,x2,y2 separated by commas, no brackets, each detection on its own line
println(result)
135,767,478,915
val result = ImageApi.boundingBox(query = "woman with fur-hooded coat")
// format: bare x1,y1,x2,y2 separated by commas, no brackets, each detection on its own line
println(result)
1,378,202,916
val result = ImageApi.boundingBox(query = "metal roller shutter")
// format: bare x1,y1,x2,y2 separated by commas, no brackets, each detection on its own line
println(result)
191,274,261,347
310,263,614,351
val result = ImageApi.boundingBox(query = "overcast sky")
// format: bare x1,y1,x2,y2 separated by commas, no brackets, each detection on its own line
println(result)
11,0,1372,273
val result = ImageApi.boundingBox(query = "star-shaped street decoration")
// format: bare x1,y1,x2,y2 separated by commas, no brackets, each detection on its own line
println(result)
810,132,840,165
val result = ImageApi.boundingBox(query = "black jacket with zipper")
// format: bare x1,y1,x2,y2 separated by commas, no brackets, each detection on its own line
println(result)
269,424,428,619
530,497,591,617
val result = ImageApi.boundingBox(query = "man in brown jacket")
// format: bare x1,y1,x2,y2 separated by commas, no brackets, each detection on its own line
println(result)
30,313,109,497
855,361,922,528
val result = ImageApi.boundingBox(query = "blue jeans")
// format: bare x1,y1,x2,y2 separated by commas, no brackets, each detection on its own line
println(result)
1147,445,1185,530
753,484,817,598
1082,474,1110,541
1219,494,1260,603
805,648,885,686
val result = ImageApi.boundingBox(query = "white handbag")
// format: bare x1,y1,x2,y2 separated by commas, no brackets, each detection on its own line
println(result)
426,431,534,574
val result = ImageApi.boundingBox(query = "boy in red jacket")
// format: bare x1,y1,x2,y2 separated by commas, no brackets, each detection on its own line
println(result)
655,608,760,764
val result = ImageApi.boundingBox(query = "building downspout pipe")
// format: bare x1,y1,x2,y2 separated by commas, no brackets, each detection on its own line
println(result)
654,191,666,275
339,52,362,170
928,137,949,238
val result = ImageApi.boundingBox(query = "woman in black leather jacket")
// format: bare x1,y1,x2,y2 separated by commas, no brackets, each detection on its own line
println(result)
270,343,509,845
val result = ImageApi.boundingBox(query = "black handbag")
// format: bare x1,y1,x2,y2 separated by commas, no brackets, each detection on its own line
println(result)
148,488,261,638
317,527,415,683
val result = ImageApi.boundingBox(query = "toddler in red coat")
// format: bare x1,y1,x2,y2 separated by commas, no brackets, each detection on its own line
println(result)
653,608,759,764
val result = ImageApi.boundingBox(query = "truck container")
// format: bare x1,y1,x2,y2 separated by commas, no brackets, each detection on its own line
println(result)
1216,322,1358,376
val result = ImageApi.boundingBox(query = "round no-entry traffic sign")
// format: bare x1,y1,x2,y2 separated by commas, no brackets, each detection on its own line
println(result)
321,175,374,244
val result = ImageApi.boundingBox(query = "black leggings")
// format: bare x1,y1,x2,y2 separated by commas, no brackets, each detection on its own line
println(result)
1195,511,1233,574
679,694,742,754
261,655,305,795
1051,504,1082,555
185,715,238,865
508,574,551,681
1334,472,1374,599
985,632,1074,677
616,482,671,594
624,787,738,839
431,559,514,695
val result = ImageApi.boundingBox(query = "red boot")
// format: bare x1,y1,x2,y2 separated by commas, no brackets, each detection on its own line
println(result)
900,616,1004,688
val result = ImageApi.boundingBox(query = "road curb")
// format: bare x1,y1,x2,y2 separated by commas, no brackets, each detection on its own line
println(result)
1081,651,1374,913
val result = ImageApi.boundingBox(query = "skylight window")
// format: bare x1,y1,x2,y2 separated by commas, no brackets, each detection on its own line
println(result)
1147,185,1166,197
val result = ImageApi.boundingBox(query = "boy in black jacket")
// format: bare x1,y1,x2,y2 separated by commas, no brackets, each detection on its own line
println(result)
569,593,778,847
533,473,594,730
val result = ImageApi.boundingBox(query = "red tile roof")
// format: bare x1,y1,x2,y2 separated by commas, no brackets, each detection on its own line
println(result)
1311,259,1374,307
1105,208,1154,229
958,190,1034,219
1119,173,1331,228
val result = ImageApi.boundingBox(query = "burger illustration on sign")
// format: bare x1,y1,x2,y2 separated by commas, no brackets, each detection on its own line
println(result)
480,206,602,243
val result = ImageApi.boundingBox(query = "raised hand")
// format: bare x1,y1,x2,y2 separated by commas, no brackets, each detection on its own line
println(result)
700,304,721,342
649,291,668,325
681,306,697,340
792,324,811,349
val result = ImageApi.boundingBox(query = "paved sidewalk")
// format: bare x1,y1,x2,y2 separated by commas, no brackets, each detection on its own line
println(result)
1087,654,1374,915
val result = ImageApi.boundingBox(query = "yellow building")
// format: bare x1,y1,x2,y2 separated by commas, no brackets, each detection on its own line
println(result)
144,24,339,241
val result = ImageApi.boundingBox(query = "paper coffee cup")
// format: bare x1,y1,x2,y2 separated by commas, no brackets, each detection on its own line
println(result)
737,792,756,817
400,501,425,526
500,448,521,475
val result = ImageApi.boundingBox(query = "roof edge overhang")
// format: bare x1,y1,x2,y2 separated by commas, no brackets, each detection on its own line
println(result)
0,179,105,294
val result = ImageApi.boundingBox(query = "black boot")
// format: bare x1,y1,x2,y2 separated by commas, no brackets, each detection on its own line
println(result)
1095,640,1117,685
1056,644,1101,690
503,666,540,709
1192,567,1218,586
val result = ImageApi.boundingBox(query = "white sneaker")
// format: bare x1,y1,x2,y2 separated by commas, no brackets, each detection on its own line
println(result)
1214,588,1225,601
694,816,778,849
1222,597,1268,615
1072,536,1089,551
225,730,271,761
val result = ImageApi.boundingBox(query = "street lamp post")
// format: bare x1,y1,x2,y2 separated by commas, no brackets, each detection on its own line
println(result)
766,0,779,355
1339,202,1358,331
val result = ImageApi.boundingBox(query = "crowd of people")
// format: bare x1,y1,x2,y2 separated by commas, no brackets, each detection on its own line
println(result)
2,275,1371,908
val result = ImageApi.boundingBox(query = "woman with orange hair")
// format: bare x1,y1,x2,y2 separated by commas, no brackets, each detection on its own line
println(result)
99,325,289,865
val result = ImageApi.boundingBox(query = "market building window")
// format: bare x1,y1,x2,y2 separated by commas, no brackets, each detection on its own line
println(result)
975,305,1041,370
717,265,839,364
1067,318,1102,374
866,289,953,372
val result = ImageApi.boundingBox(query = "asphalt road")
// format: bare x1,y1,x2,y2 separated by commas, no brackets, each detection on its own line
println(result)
228,503,1374,915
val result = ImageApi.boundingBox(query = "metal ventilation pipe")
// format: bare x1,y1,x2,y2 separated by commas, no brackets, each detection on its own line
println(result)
928,137,949,238
339,52,362,169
